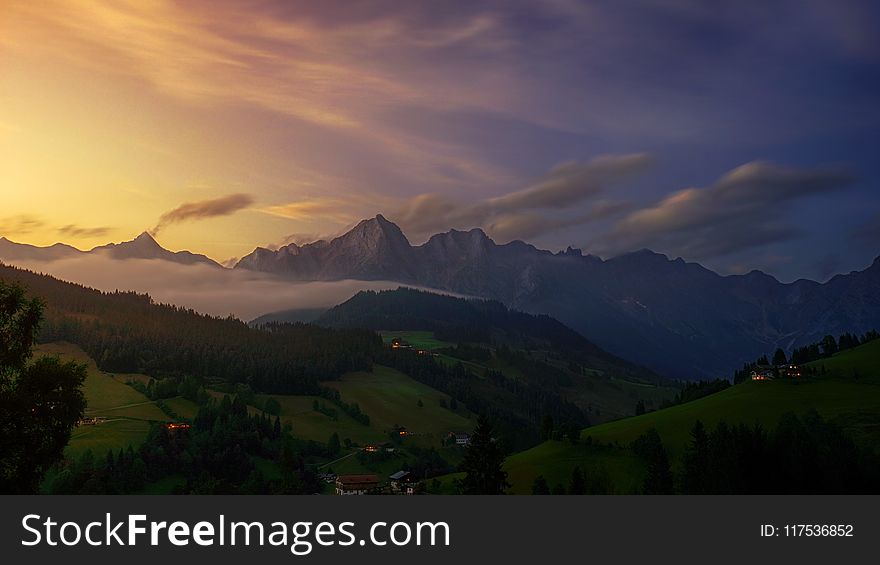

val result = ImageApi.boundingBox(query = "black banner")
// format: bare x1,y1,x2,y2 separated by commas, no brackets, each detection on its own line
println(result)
1,496,875,563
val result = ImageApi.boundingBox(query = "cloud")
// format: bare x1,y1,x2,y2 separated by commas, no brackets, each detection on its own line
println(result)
598,161,855,260
57,224,112,238
4,254,403,321
152,193,254,235
392,153,650,242
0,215,44,236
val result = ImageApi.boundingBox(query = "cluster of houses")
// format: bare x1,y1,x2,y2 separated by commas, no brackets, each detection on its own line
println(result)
331,430,471,495
334,470,423,495
750,364,802,381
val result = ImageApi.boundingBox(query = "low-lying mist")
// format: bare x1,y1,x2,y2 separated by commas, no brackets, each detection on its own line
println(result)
6,255,406,321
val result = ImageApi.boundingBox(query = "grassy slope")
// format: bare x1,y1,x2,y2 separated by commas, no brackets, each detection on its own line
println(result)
261,364,473,446
34,342,167,458
437,348,677,424
806,338,880,381
503,367,880,493
379,330,454,350
325,365,473,441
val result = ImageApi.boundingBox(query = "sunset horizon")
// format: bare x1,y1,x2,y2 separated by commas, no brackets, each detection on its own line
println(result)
3,1,880,282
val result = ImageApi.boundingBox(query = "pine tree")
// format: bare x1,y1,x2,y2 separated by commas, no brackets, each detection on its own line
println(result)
568,466,586,495
531,475,550,495
772,348,787,366
457,416,510,494
633,428,674,494
328,432,341,455
541,414,555,440
682,420,710,493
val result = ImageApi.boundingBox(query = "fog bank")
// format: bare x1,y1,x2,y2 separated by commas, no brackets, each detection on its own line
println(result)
6,255,406,321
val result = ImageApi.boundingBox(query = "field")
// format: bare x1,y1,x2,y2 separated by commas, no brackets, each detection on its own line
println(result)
807,338,880,382
162,396,201,419
259,365,473,446
501,370,880,493
34,342,169,458
379,330,453,350
437,349,677,424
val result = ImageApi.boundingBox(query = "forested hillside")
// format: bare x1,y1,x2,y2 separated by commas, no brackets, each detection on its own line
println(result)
317,287,660,383
0,263,380,394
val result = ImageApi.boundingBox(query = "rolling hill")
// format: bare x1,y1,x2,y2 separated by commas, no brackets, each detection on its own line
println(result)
500,343,880,493
308,287,677,423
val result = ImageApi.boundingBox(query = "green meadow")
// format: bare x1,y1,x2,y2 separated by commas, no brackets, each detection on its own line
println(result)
259,365,473,447
807,337,880,382
498,339,880,493
379,330,454,350
502,371,880,493
34,342,168,458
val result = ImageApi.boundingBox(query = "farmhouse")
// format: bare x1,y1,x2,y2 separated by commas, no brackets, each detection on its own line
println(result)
390,338,412,350
451,431,470,446
751,363,802,381
750,366,775,381
164,422,191,431
389,470,421,495
335,474,379,495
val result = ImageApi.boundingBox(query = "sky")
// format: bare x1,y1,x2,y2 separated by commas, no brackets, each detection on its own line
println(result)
1,0,879,282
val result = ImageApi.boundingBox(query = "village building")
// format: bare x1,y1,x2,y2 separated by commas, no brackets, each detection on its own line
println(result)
335,474,379,495
750,365,776,381
751,363,801,381
389,470,421,495
451,431,470,445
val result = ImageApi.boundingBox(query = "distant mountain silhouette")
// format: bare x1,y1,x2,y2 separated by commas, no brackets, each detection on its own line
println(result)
236,215,880,379
0,237,83,261
0,232,221,268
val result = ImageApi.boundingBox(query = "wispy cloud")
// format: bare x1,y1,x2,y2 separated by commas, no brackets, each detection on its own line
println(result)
57,224,112,238
152,193,254,235
392,153,650,243
597,162,855,260
0,215,45,236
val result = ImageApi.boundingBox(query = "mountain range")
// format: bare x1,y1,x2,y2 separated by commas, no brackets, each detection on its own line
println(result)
235,215,880,379
0,232,221,267
3,216,879,379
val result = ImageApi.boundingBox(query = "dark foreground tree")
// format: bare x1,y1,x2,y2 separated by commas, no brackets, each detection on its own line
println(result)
0,282,86,493
457,416,510,494
568,466,586,495
681,420,710,494
632,428,674,494
772,348,787,366
531,475,550,495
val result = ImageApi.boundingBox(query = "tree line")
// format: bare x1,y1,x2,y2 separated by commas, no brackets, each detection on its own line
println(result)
733,329,879,383
635,412,879,494
1,264,381,394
